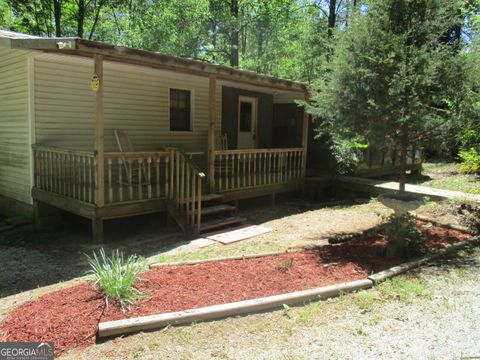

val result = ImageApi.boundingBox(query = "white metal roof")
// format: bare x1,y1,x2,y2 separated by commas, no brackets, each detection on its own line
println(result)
0,30,41,39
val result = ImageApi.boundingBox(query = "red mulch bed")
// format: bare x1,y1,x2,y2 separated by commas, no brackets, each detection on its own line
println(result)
0,222,470,356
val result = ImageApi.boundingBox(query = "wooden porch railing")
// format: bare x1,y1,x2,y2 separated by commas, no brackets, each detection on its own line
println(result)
103,151,169,204
214,148,305,192
33,146,171,205
33,146,303,231
167,148,205,233
33,145,97,204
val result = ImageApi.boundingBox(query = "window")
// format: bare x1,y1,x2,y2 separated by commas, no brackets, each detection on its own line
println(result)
169,88,192,131
239,101,253,132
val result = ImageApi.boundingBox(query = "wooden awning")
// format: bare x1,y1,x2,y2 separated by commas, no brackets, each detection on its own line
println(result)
2,35,306,93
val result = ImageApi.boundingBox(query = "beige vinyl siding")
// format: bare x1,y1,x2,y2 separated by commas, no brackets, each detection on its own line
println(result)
34,54,222,165
103,62,220,154
0,49,32,204
34,54,94,150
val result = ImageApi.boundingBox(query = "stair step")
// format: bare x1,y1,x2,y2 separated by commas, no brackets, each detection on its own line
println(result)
201,193,224,203
200,216,246,233
195,204,236,217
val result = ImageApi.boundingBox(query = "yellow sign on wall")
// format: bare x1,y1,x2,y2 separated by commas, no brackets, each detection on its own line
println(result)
91,74,100,92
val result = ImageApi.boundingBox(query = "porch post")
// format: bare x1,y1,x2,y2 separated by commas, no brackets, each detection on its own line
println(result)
302,90,309,177
207,74,217,192
94,54,105,207
93,54,105,243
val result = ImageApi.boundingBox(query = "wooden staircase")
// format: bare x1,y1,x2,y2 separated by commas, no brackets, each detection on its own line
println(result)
195,193,246,234
167,192,246,237
165,148,245,237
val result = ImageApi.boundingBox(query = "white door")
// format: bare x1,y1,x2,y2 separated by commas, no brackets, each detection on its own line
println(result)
237,96,257,149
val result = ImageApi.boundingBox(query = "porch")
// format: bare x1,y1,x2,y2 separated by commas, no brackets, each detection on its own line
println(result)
28,50,309,241
32,144,306,240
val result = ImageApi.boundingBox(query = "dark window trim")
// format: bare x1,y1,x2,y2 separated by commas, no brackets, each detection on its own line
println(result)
169,88,193,132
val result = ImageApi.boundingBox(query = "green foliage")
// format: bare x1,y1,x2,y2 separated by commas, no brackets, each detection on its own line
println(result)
85,248,148,311
384,214,425,258
329,137,365,174
308,0,467,183
0,0,332,81
458,147,480,173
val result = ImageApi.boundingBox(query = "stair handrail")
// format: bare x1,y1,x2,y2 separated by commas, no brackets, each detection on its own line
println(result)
167,147,205,233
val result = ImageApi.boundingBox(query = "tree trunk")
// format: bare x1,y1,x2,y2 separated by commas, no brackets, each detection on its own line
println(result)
327,0,337,38
77,0,85,38
53,0,62,37
89,0,106,40
230,0,239,68
398,142,408,193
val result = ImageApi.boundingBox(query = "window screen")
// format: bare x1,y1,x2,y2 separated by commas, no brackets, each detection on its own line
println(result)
170,89,191,131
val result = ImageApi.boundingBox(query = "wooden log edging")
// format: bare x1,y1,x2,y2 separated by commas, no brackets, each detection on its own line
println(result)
97,279,373,338
99,236,479,339
368,236,480,284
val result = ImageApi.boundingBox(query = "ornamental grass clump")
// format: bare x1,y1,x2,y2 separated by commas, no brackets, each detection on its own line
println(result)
85,248,148,311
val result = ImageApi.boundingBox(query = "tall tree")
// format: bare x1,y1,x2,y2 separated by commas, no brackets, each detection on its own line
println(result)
76,0,86,38
308,0,466,189
327,0,336,38
53,0,61,36
230,0,239,67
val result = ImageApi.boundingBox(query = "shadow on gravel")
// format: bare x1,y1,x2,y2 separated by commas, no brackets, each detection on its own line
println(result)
413,242,480,277
0,212,184,298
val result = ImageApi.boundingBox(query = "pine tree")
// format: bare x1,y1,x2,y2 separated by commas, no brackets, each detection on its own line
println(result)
308,0,466,190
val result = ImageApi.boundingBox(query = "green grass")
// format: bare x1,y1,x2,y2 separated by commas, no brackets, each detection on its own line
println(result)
295,301,325,324
377,276,432,303
179,326,196,343
420,163,480,195
422,162,458,174
354,290,377,313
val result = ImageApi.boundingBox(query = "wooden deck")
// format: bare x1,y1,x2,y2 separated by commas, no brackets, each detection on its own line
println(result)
32,145,306,240
214,148,304,193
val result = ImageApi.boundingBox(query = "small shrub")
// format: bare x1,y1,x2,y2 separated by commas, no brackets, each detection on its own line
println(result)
276,257,293,272
457,203,480,235
458,147,480,174
384,214,425,258
85,248,148,311
330,138,366,175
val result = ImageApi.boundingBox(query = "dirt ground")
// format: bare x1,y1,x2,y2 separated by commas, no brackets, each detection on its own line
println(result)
0,198,391,300
153,199,393,264
0,213,186,299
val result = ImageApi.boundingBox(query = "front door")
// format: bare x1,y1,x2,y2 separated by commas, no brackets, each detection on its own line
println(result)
237,96,257,149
